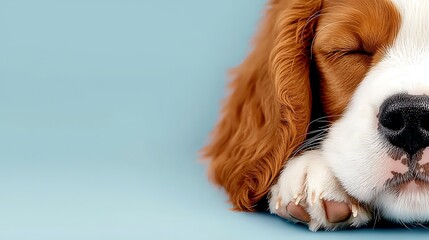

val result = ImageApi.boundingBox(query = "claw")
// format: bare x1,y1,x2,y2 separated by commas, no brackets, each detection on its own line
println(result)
319,191,324,200
351,204,358,218
310,192,316,207
275,198,281,210
294,195,302,205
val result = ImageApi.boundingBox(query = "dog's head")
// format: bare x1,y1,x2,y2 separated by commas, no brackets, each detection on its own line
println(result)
312,0,429,222
281,0,429,222
205,0,429,222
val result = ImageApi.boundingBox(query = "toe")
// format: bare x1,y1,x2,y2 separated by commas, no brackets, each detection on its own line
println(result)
286,202,310,223
323,200,351,223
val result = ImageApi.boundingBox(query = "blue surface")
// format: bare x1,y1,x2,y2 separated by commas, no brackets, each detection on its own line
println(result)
1,0,428,239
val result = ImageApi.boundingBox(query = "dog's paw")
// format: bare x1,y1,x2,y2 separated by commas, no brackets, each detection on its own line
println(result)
269,150,371,231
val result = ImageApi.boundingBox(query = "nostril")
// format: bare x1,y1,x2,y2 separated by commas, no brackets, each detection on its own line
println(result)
420,113,429,132
380,111,405,131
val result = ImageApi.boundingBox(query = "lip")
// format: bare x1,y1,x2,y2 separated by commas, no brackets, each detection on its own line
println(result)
395,179,429,192
383,146,429,191
384,171,429,191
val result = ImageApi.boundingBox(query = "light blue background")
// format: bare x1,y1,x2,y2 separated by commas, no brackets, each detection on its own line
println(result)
0,0,427,239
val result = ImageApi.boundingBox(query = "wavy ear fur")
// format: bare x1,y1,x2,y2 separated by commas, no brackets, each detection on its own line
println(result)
203,0,323,211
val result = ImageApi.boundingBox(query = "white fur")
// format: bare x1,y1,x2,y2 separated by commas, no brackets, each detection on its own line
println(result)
269,150,371,231
270,0,429,230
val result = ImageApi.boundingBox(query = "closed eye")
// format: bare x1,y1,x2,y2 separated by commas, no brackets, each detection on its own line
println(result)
330,49,373,57
342,49,372,57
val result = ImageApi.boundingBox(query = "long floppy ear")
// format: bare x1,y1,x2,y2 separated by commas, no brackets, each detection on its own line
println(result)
203,0,322,211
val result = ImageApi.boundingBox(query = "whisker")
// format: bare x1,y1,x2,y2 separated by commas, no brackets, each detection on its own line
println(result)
305,128,330,136
372,206,382,229
307,114,344,125
293,139,321,151
400,219,412,231
288,114,344,159
416,222,429,230
296,139,324,150
299,114,343,135
291,134,327,157
300,11,323,44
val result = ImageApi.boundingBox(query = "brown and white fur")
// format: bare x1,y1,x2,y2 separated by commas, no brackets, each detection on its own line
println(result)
203,0,429,231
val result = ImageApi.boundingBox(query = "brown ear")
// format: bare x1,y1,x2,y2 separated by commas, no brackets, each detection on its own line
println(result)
202,0,322,211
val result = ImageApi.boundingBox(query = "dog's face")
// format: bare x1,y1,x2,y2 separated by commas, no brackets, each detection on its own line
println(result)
312,0,429,222
204,0,429,223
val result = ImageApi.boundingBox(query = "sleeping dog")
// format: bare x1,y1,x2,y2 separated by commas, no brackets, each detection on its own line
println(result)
204,0,429,231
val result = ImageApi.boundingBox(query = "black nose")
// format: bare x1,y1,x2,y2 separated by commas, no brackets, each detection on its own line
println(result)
378,94,429,155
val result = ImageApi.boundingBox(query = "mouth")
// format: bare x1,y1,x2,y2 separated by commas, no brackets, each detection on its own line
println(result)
385,173,429,192
383,147,429,192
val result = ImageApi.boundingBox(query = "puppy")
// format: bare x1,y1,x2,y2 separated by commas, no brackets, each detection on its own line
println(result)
204,0,429,231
